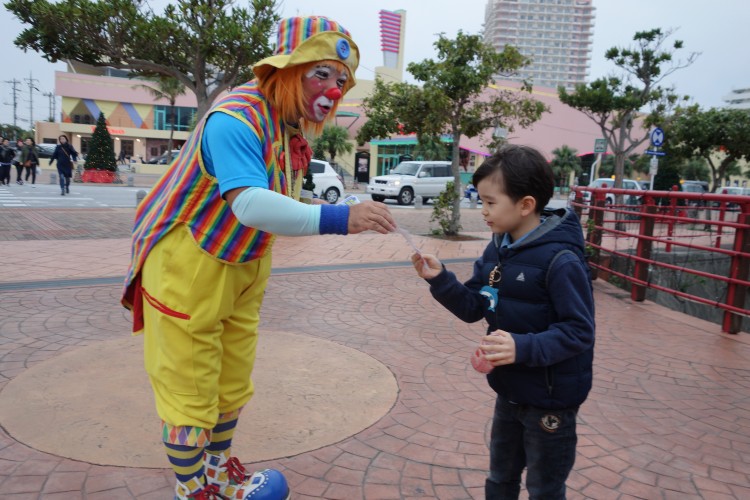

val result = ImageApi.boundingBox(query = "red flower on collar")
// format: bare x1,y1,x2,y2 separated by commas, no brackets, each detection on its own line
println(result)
289,135,312,173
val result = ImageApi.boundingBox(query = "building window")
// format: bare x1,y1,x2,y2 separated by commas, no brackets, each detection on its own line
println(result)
73,114,94,124
154,106,197,132
119,139,134,158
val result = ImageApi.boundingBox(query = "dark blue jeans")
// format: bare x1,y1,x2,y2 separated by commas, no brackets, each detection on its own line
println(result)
58,168,71,191
486,396,579,499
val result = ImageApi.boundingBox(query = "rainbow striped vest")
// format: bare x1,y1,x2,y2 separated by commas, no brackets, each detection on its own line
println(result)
122,81,287,306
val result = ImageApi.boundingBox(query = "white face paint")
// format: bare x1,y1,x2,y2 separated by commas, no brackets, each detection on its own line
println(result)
302,63,349,123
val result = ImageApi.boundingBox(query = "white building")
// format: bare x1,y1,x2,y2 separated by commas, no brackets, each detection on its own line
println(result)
723,87,750,109
484,0,596,90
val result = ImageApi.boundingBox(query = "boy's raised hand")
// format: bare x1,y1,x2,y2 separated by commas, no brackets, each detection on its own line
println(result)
411,253,442,279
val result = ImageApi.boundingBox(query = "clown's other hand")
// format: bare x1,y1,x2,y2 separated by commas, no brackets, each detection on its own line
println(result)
348,201,396,234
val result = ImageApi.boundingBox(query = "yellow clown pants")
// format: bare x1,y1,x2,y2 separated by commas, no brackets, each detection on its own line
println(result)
140,225,272,438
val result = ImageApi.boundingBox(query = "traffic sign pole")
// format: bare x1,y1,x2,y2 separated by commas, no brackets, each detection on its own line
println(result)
649,156,658,190
591,138,606,184
647,128,665,189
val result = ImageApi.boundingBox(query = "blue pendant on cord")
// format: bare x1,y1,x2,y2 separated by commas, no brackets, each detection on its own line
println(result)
480,285,498,312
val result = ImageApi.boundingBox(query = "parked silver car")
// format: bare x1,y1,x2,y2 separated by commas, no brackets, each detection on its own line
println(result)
366,161,453,205
578,177,644,205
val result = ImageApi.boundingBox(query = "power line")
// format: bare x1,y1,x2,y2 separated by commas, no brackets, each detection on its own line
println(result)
3,79,22,128
24,72,40,128
43,91,56,122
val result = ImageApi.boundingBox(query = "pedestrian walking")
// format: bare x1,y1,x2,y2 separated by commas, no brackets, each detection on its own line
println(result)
0,137,15,185
49,134,79,195
13,139,24,184
21,138,39,185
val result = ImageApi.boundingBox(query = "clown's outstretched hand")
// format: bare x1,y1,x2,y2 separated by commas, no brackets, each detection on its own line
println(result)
348,201,396,234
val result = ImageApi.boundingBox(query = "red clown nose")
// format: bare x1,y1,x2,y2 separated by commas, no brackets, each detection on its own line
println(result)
324,87,343,101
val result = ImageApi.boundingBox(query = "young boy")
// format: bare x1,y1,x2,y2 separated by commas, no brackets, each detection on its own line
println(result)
411,144,595,499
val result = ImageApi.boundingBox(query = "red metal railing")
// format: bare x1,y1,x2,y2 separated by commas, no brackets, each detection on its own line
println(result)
570,186,750,334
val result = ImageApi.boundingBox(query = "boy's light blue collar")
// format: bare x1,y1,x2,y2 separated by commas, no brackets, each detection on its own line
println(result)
500,215,548,248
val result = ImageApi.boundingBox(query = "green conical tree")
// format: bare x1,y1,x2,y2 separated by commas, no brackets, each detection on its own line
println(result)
85,112,117,172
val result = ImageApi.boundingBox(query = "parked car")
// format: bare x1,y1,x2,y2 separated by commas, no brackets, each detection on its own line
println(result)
158,150,182,164
308,159,345,204
36,143,57,159
670,181,709,209
579,177,644,205
682,180,709,193
366,160,452,205
464,183,480,202
147,149,181,165
718,186,745,196
716,186,750,211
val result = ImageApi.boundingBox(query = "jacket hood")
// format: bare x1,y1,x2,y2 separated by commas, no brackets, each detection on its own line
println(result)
493,207,585,254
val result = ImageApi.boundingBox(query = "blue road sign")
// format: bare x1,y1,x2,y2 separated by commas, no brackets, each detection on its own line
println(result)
650,128,665,147
645,150,666,156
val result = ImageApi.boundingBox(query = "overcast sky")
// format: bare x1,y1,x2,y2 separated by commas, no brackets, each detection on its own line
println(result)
1,0,747,127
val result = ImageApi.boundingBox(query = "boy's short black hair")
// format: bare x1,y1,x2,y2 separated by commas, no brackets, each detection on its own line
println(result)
472,144,554,212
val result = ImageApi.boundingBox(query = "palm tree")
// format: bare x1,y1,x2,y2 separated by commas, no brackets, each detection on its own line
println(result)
550,145,582,189
313,125,353,165
133,76,186,155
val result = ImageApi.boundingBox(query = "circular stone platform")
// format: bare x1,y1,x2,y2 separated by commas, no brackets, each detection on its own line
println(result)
0,331,398,467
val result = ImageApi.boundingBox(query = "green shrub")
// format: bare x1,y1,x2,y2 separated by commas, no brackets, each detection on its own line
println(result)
430,181,462,236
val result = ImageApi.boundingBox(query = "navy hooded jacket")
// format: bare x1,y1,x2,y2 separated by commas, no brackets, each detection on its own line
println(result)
426,207,595,409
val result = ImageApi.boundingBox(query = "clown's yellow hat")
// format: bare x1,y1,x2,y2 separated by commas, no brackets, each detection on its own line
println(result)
253,16,359,87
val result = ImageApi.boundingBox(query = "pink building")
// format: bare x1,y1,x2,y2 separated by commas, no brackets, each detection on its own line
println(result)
38,62,198,162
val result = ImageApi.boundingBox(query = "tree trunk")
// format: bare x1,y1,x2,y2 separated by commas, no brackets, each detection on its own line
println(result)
167,104,175,154
448,128,462,236
195,82,231,123
614,150,627,231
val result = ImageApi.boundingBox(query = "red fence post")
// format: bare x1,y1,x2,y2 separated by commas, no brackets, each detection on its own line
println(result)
632,198,657,302
573,188,583,219
586,191,606,280
666,186,679,253
716,203,727,249
722,210,750,334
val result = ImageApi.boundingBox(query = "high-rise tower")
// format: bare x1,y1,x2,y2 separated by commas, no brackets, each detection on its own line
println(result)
484,0,595,90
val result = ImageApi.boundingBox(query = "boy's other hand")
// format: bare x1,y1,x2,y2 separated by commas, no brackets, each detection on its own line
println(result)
411,252,442,279
348,201,396,234
479,330,516,366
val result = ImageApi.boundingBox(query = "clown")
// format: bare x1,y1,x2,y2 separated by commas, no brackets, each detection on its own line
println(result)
121,16,395,500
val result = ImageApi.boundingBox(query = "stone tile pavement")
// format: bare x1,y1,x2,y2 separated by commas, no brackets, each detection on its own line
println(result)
0,205,749,499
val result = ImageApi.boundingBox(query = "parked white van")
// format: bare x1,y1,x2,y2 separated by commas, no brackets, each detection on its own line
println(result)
366,161,453,205
308,159,345,204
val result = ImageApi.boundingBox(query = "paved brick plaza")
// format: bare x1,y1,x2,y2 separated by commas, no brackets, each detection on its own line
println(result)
1,200,749,499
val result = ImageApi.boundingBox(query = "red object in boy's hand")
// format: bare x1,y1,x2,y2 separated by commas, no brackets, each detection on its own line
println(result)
471,346,493,374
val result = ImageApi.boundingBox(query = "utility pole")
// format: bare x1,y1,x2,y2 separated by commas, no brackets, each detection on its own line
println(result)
24,72,40,131
3,78,21,129
43,91,56,122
